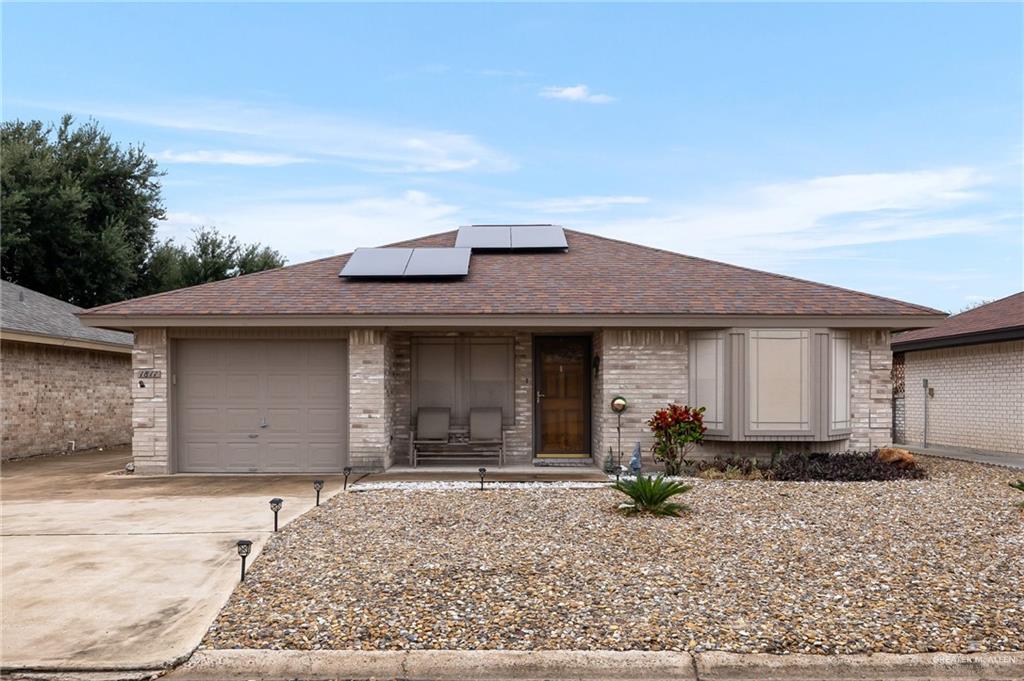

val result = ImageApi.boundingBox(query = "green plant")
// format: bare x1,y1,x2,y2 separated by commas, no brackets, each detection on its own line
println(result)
647,404,707,476
613,474,693,516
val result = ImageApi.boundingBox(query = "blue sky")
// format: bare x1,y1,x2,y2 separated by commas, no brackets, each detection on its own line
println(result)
3,2,1021,312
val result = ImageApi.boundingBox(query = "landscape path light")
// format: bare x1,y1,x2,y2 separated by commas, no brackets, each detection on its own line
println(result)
269,498,283,532
610,395,628,468
313,479,324,506
236,539,252,582
343,467,352,491
478,467,487,491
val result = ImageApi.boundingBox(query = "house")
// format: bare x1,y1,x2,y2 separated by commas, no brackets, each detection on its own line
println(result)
1,281,133,460
77,226,944,475
891,291,1023,455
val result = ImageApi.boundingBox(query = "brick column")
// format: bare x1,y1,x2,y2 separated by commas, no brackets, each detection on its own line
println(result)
131,328,171,474
348,329,391,471
850,329,892,450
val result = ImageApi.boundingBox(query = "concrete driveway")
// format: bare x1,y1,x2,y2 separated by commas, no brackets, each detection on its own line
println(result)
0,447,342,672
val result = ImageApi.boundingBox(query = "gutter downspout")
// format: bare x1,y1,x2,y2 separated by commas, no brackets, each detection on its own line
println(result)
922,378,929,449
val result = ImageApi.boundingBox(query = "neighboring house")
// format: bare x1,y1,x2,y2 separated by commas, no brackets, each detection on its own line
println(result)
891,292,1023,455
1,281,133,460
78,226,944,475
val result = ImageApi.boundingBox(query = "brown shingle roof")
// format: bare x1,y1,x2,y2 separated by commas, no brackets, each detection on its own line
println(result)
892,291,1024,350
80,229,942,319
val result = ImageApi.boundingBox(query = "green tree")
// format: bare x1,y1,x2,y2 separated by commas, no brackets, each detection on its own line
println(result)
140,227,286,294
1,115,165,306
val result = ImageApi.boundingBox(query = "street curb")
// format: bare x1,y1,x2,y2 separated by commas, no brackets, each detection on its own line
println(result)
165,648,1024,681
167,649,697,680
696,650,1024,680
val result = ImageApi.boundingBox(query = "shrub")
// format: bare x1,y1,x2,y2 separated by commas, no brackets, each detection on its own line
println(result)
689,456,770,480
613,475,693,516
647,404,706,476
771,451,926,482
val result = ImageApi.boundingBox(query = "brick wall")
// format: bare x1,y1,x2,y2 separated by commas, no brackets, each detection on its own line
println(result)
849,329,893,450
1,340,131,460
348,329,390,471
131,328,171,473
902,340,1023,454
594,329,689,467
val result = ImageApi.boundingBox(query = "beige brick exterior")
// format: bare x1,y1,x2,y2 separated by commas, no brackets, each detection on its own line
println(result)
902,340,1023,454
348,329,390,471
131,328,171,474
594,329,689,467
850,329,893,450
1,340,131,460
122,325,899,473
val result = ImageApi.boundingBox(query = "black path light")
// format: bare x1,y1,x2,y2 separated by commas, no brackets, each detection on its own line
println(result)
343,466,353,491
269,498,283,532
236,539,252,582
313,479,324,506
478,467,487,491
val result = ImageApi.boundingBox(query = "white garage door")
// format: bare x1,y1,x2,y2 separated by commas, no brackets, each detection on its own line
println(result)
176,339,348,473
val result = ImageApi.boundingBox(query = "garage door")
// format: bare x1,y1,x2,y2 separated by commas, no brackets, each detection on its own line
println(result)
176,339,348,473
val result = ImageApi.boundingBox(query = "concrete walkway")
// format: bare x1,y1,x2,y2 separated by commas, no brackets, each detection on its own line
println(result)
166,648,1024,681
0,448,342,672
904,443,1024,470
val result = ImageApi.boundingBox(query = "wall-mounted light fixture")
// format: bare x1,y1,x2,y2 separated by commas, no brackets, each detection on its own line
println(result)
592,354,601,377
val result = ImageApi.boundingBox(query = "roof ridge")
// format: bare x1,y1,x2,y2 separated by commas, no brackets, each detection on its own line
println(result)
564,229,945,316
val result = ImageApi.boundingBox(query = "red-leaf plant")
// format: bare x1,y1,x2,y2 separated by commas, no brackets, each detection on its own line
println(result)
647,404,707,476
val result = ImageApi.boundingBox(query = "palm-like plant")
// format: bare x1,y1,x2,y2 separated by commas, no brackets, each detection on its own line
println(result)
613,475,693,516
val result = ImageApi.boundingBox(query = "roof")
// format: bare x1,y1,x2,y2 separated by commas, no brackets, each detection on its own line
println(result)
892,291,1024,351
1,281,133,349
79,229,943,323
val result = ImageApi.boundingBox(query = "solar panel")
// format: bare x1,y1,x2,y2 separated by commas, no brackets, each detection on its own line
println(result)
339,248,413,277
510,224,568,250
404,247,471,276
339,247,471,278
454,225,512,249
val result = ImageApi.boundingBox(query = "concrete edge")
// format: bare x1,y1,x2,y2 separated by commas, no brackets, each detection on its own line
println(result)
160,649,1024,681
696,650,1024,680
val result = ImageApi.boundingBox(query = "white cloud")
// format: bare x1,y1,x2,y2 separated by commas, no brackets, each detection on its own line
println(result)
592,167,999,269
49,99,515,174
157,190,462,264
520,195,650,214
539,85,615,104
154,149,311,166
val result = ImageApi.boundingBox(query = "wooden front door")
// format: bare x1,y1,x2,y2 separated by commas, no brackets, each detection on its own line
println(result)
534,336,591,457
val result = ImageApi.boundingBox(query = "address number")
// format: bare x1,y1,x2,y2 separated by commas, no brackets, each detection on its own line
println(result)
138,370,162,379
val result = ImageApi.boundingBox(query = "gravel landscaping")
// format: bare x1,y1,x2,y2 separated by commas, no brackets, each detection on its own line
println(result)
203,456,1023,655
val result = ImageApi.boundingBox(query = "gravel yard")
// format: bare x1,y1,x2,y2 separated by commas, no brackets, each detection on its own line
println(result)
203,457,1023,655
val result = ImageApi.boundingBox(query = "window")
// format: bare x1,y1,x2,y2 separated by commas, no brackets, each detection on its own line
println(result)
747,329,811,433
692,328,855,441
830,331,851,432
689,331,726,431
411,337,515,426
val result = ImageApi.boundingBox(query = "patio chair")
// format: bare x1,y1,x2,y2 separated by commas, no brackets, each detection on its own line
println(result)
410,407,451,467
469,407,505,466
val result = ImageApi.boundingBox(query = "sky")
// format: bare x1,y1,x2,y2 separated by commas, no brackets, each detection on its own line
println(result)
3,2,1022,313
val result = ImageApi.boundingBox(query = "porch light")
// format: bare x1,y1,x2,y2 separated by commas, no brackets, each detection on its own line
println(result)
269,498,283,532
343,466,353,491
313,479,324,506
236,539,252,582
478,467,487,491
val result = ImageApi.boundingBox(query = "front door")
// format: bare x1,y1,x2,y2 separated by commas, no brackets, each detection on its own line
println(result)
534,336,591,457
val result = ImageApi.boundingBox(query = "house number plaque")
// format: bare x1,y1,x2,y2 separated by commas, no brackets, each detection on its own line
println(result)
138,370,162,379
